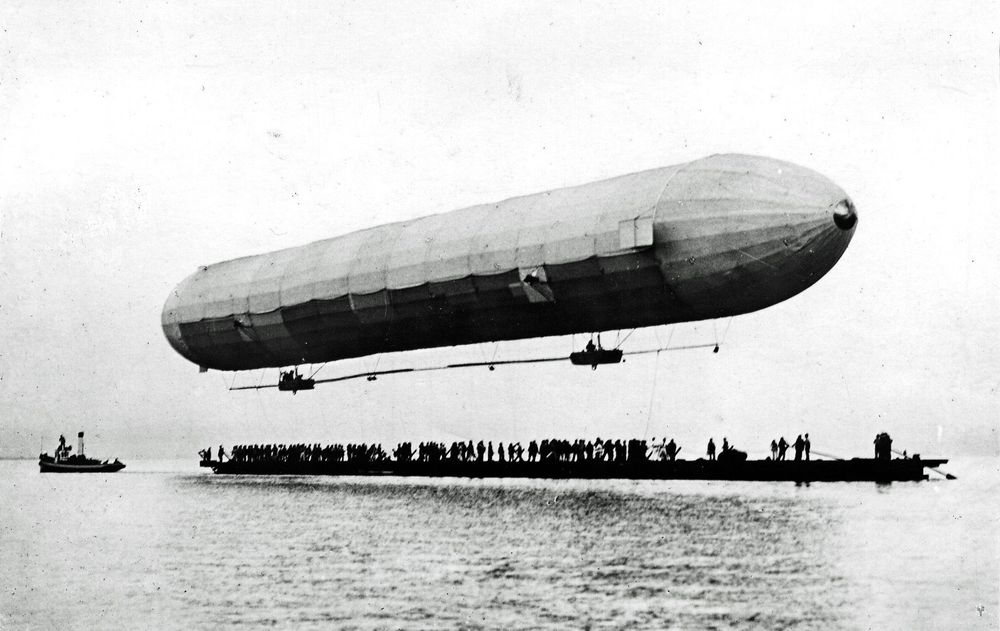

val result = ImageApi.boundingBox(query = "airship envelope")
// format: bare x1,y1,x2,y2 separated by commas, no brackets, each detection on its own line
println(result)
163,154,857,371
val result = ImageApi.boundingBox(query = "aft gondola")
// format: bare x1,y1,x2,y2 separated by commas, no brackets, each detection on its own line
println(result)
569,338,624,369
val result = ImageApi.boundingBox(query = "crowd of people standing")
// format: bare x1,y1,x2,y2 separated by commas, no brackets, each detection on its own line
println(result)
200,434,845,466
765,434,811,461
203,437,689,465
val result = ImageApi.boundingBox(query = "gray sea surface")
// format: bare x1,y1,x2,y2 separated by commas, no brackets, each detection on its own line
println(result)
2,458,997,630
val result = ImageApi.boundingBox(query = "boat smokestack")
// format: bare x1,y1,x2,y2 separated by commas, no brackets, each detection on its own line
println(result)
78,431,84,457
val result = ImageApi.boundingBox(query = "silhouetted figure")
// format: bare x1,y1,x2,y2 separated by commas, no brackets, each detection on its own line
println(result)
665,439,677,461
218,445,226,461
707,438,716,461
476,441,485,462
874,432,893,460
770,439,778,460
722,437,730,454
488,441,494,462
498,443,505,462
656,437,670,461
794,435,804,461
778,437,788,461
804,434,811,461
585,339,596,352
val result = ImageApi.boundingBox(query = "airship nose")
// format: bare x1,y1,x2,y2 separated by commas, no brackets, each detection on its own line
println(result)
833,197,858,231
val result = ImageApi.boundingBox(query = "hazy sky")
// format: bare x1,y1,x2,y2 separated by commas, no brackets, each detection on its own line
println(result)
1,1,997,459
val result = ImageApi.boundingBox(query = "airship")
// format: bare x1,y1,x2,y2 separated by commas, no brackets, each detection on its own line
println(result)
162,154,856,388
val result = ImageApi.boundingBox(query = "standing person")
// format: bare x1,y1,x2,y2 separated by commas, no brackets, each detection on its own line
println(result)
707,438,716,461
770,439,778,460
794,435,804,461
665,439,678,462
218,445,226,462
874,432,893,460
778,437,789,461
804,434,811,461
882,433,892,460
487,441,494,462
722,437,729,454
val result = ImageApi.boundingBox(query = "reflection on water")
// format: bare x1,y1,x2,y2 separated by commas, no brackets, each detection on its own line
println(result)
2,459,997,630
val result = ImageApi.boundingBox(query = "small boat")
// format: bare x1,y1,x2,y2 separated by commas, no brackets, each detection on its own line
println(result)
38,431,125,473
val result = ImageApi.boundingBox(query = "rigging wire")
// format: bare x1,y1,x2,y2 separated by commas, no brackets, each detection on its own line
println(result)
613,328,638,350
254,383,271,426
371,352,384,376
229,327,716,391
230,341,721,391
809,449,844,461
643,350,662,440
307,363,328,380
623,342,716,357
719,317,734,346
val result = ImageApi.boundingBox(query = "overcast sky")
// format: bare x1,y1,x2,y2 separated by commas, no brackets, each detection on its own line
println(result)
1,1,997,459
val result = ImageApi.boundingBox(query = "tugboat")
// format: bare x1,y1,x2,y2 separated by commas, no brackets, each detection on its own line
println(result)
38,431,125,473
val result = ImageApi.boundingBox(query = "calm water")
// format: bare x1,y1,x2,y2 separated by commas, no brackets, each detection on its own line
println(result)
2,458,997,630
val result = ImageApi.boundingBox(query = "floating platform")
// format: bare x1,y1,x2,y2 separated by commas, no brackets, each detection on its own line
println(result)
199,457,949,482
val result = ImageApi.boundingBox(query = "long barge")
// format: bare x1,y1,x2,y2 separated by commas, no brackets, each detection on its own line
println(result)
199,457,948,482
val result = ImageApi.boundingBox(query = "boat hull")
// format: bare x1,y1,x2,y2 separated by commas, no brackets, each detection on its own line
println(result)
39,459,126,473
201,458,945,483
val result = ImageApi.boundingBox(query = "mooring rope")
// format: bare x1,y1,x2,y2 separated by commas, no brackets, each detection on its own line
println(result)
643,350,662,439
